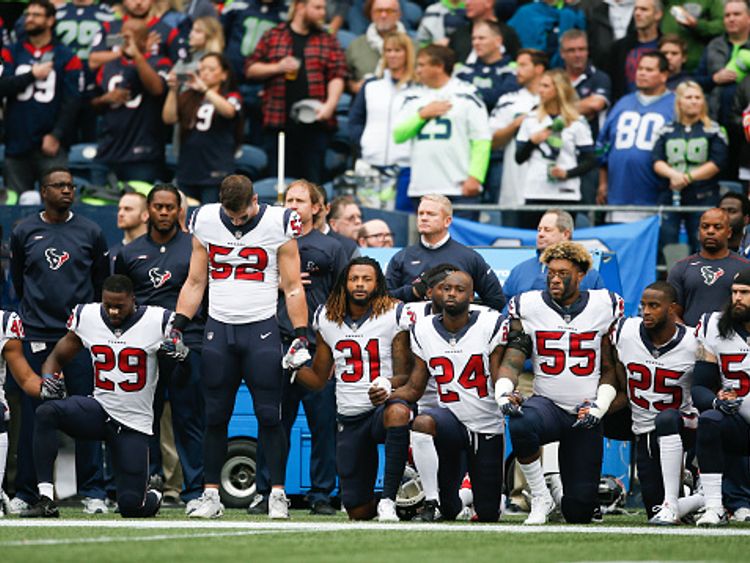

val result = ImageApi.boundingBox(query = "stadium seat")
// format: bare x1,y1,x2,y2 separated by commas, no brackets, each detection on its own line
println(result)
333,116,350,149
347,0,368,35
720,180,744,195
337,93,352,116
234,144,268,179
337,30,358,50
68,143,108,184
663,243,690,273
252,177,297,204
402,1,423,29
165,143,178,173
325,148,349,178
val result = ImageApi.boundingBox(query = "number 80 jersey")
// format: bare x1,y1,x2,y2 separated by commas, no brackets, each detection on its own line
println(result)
190,203,301,324
509,289,624,414
68,303,173,435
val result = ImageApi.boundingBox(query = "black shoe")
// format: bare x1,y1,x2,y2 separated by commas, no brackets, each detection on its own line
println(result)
591,506,604,523
413,499,441,522
247,494,268,515
310,500,337,516
148,474,165,492
20,496,60,518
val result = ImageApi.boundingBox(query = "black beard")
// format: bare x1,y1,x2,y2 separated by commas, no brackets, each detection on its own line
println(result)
26,26,45,37
347,292,371,308
444,300,469,316
732,305,750,324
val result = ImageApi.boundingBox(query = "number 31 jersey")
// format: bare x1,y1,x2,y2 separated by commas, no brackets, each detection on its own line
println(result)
314,303,406,417
613,317,697,435
696,311,750,398
411,309,507,435
68,303,173,435
509,289,624,414
190,203,301,324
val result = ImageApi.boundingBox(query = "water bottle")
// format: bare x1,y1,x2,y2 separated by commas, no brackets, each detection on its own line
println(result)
671,190,681,207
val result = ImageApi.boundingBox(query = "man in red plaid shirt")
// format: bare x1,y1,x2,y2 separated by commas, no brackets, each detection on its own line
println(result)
247,0,346,183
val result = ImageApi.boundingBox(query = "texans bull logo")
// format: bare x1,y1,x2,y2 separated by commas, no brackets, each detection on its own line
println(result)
700,266,725,286
45,248,70,270
149,268,172,288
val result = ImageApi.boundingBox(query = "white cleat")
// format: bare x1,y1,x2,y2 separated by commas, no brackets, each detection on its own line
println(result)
648,502,680,526
731,507,750,522
696,507,729,527
377,498,399,522
7,497,30,515
268,489,290,520
82,497,109,515
188,491,224,519
185,497,203,516
0,490,10,517
524,494,556,525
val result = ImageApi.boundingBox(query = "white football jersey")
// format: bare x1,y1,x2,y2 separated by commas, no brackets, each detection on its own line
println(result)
189,203,302,324
696,311,750,398
613,317,697,435
509,289,624,413
411,309,507,435
0,310,24,420
314,303,407,417
68,303,173,435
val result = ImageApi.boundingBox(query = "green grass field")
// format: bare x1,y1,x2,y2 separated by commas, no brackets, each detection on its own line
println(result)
2,508,750,563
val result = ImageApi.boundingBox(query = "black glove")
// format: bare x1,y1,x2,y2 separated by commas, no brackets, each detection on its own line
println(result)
40,374,66,400
713,396,743,416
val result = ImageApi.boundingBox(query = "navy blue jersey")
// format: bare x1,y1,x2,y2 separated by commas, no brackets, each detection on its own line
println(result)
652,120,728,192
327,229,359,260
176,91,243,187
114,230,205,348
571,65,611,139
276,228,348,343
94,55,170,164
454,57,518,110
10,212,109,341
386,237,506,311
92,15,181,62
222,0,284,78
0,40,83,155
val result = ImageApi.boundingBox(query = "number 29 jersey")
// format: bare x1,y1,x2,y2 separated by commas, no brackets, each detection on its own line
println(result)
509,289,624,414
613,317,697,435
696,311,750,398
411,309,507,435
68,303,173,435
314,303,406,417
190,203,302,325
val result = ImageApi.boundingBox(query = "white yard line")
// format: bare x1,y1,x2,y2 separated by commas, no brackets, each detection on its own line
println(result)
0,530,282,547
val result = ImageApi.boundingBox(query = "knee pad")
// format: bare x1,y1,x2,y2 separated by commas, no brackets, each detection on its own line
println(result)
507,416,539,458
698,410,724,438
654,409,682,436
34,402,58,427
255,403,281,427
561,495,596,524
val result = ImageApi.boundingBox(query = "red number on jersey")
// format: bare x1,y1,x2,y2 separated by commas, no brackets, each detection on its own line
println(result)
626,362,683,411
335,338,381,383
91,345,148,392
536,331,597,376
208,244,269,282
429,354,488,403
719,354,750,397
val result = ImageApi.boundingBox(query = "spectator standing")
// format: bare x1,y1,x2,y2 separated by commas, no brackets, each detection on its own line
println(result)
488,48,546,227
660,0,724,72
180,16,225,64
719,191,750,257
357,219,394,247
345,0,407,93
612,0,663,100
246,0,346,184
8,167,109,515
448,0,520,64
653,81,728,251
515,69,596,225
659,33,692,89
386,194,506,309
0,0,82,196
417,0,467,47
162,53,242,203
597,51,674,223
581,0,635,77
91,18,169,182
222,0,284,80
393,45,491,218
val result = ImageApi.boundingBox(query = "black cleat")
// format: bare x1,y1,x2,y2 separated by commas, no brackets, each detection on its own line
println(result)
20,496,60,518
246,494,268,515
310,500,337,516
413,499,441,522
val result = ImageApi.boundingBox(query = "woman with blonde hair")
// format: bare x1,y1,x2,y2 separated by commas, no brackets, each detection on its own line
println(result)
653,81,728,250
188,16,225,60
515,69,595,224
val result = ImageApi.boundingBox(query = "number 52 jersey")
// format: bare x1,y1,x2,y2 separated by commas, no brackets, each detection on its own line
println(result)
68,303,173,435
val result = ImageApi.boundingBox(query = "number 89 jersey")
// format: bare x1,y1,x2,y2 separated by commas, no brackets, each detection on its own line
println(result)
68,303,173,435
613,317,697,435
411,310,507,435
190,203,301,324
696,311,750,398
314,303,407,417
509,289,624,414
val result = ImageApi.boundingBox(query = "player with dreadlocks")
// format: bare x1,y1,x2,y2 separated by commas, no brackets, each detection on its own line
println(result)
295,257,413,522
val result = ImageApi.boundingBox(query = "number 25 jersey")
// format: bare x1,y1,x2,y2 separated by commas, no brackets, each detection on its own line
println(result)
509,289,624,413
68,303,173,435
190,203,302,324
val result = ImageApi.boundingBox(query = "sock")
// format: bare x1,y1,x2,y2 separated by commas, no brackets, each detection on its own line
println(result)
701,473,723,510
541,442,560,473
0,432,7,490
383,425,409,501
519,459,549,499
411,431,439,502
204,487,220,499
677,493,705,517
658,434,683,508
547,472,563,506
38,482,54,501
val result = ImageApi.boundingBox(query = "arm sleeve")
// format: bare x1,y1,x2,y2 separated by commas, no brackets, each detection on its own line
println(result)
113,251,127,276
348,82,367,148
469,139,491,182
692,360,721,412
393,112,426,144
565,148,596,178
0,71,35,98
707,126,729,169
515,140,535,164
385,251,417,302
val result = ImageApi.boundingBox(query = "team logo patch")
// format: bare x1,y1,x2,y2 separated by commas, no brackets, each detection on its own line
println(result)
700,266,725,286
148,268,172,288
289,213,302,238
45,248,70,270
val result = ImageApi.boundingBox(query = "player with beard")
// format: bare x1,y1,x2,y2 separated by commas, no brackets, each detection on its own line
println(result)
495,241,624,525
294,257,412,522
612,281,703,525
693,268,750,525
390,270,507,522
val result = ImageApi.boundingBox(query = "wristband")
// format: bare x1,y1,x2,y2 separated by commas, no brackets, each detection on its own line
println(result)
593,383,617,414
173,313,190,331
294,327,307,338
686,171,694,183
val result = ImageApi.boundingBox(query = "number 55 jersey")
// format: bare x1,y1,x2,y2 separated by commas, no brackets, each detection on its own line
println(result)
67,303,174,435
508,289,624,414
